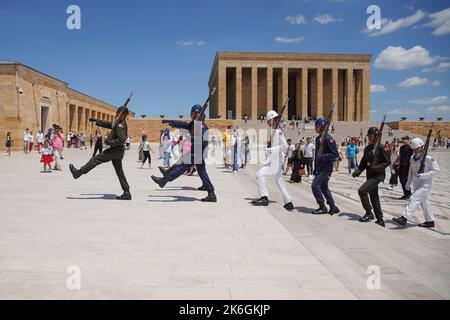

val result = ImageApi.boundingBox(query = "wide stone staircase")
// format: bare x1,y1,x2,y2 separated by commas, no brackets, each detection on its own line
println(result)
232,120,423,144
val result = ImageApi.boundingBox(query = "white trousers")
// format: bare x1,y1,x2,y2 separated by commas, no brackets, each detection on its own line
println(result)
402,184,434,222
256,161,293,205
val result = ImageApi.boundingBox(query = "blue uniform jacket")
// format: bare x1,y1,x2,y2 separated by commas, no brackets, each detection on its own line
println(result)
163,119,209,152
315,133,339,174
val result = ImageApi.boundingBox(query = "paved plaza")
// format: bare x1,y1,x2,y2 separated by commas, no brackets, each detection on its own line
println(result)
0,146,449,300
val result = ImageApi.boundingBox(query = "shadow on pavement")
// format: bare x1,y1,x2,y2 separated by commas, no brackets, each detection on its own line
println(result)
338,212,363,221
66,194,117,200
147,195,198,202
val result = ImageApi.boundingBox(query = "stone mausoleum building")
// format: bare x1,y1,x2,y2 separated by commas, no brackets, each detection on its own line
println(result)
208,52,372,122
0,60,117,148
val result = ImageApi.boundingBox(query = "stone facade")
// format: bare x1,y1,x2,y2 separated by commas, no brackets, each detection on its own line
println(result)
208,52,372,122
0,62,117,150
388,121,450,138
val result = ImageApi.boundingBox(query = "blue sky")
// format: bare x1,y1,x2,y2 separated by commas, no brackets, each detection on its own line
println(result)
0,0,449,121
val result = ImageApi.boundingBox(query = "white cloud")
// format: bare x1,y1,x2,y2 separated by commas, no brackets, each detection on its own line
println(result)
387,108,418,115
370,84,386,93
423,62,450,73
398,76,440,88
275,36,304,44
314,14,342,25
385,99,400,104
426,105,450,114
286,15,307,25
408,96,448,105
367,10,426,36
425,7,450,36
374,45,435,70
176,40,206,47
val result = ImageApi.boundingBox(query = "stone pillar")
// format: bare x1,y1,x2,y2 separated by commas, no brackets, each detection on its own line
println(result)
251,67,257,121
218,64,226,119
355,70,362,122
295,69,302,118
331,68,338,121
235,66,242,120
301,68,308,118
281,67,288,118
80,107,85,133
316,67,323,118
74,106,78,133
266,66,273,113
346,69,354,121
362,68,370,122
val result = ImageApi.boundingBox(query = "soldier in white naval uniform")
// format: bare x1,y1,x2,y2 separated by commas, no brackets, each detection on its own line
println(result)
252,110,294,211
393,138,440,228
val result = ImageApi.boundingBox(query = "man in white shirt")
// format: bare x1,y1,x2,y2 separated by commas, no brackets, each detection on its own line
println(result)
304,137,315,177
23,128,30,154
36,131,45,153
284,139,295,175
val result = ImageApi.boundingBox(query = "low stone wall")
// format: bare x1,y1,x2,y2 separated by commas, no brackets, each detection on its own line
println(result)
127,118,233,142
387,121,450,137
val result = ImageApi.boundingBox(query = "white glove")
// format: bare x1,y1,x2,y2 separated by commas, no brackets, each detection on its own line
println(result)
391,169,396,175
417,173,427,180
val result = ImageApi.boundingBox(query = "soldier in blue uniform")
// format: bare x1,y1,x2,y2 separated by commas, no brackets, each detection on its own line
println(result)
311,117,340,215
150,105,217,202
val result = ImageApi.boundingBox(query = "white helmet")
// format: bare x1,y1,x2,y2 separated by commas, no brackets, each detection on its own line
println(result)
410,138,425,150
266,110,279,121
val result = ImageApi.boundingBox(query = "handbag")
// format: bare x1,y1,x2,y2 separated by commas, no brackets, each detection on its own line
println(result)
298,167,306,176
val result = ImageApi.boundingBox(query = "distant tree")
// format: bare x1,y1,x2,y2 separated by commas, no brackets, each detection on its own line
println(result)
178,114,184,119
419,117,425,121
140,115,147,119
436,117,443,121
159,115,165,119
400,117,407,121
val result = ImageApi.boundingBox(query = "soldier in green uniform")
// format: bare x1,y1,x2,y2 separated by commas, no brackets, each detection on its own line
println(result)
352,127,391,227
69,106,132,200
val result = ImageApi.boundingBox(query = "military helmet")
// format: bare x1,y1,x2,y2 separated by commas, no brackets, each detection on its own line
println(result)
411,138,425,150
315,117,327,127
367,127,380,135
191,104,202,113
266,110,279,121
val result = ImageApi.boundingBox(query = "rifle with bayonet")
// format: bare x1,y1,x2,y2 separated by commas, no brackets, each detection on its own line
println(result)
107,92,133,141
371,114,387,167
267,97,289,148
317,102,336,155
418,122,435,175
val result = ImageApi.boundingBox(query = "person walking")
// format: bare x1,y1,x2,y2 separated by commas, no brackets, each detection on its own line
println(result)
5,132,13,156
304,137,315,177
251,110,294,211
89,133,94,149
311,117,340,215
50,126,64,171
346,140,358,174
289,143,305,183
140,135,154,168
395,136,413,200
393,138,440,228
36,131,44,153
352,127,391,227
23,128,30,154
93,129,103,157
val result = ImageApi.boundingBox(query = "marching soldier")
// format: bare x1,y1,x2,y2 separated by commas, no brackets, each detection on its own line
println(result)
311,117,340,215
252,110,294,211
393,138,440,228
150,105,217,202
352,127,391,227
69,106,132,200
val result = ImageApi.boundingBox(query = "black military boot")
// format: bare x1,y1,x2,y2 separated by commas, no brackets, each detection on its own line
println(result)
392,216,407,226
359,212,375,222
418,221,435,228
159,166,168,177
201,192,217,202
284,202,294,211
69,164,82,179
116,191,132,201
312,205,328,214
151,175,168,188
252,197,269,206
197,186,207,191
328,205,340,216
375,218,386,228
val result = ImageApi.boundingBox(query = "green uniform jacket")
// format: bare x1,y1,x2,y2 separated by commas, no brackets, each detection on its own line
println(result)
96,119,128,155
357,143,391,181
